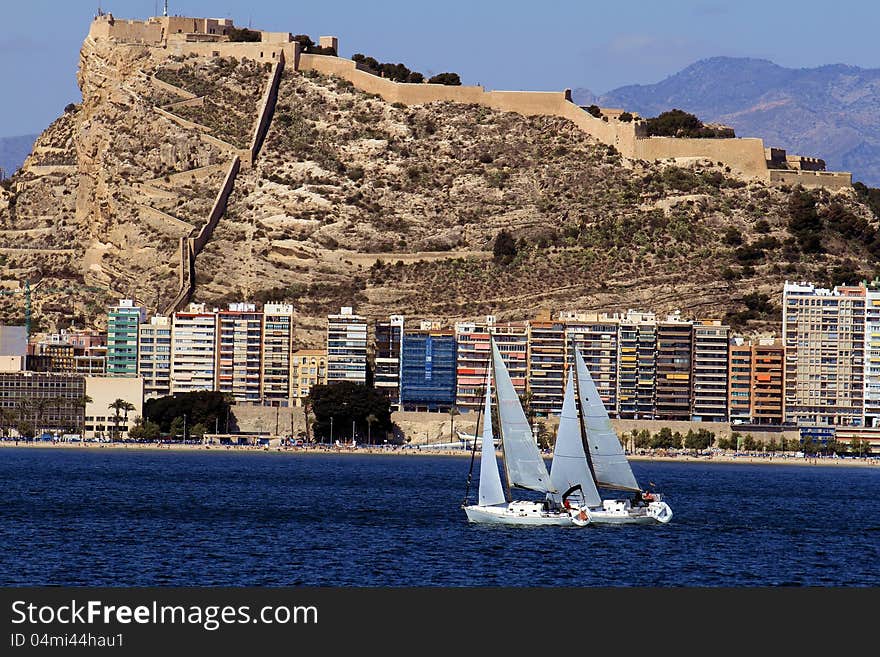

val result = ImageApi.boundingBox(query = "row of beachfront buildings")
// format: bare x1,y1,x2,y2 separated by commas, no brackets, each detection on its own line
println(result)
0,280,877,435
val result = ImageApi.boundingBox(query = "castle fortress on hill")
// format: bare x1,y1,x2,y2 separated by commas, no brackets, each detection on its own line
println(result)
89,12,852,191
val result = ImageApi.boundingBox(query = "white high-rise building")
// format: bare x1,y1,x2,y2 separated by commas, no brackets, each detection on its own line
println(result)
170,303,218,394
864,288,880,427
262,303,295,405
216,303,263,403
782,281,865,426
326,307,368,384
138,316,172,400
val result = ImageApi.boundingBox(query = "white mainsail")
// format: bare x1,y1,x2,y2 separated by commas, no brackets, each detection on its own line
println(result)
574,346,641,492
477,366,506,507
550,368,603,508
492,340,555,494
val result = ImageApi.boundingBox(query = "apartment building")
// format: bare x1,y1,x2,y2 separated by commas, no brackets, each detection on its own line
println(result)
561,312,619,414
0,371,85,434
655,313,693,420
261,303,295,405
400,323,457,412
728,337,785,425
616,310,657,419
526,314,565,417
691,320,729,422
374,315,404,410
751,338,785,424
291,349,327,406
864,289,880,428
170,303,218,394
783,282,865,426
326,307,368,384
27,329,107,376
138,316,172,400
216,303,263,403
84,376,143,440
728,339,753,422
106,300,145,376
454,317,528,413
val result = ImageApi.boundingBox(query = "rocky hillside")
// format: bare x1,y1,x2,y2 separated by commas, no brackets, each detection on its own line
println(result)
2,39,880,345
580,57,880,187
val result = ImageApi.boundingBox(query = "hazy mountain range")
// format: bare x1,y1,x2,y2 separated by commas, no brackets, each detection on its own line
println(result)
0,134,38,178
573,56,880,187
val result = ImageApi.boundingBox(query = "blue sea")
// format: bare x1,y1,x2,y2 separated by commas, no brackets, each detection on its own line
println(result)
1,448,878,586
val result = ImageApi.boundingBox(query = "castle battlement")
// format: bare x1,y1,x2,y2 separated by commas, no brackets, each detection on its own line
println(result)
88,13,300,66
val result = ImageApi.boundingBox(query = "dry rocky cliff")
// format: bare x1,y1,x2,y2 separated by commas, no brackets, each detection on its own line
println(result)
2,35,879,344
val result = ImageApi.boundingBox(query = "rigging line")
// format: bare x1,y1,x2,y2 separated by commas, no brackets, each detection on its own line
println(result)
462,346,493,507
572,339,598,488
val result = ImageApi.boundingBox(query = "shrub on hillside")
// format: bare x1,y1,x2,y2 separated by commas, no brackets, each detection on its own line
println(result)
723,226,743,246
644,109,735,138
228,27,261,42
493,229,517,265
428,72,461,86
787,189,824,253
853,182,880,219
352,54,423,82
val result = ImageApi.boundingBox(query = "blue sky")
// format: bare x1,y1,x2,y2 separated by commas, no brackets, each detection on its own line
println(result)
2,0,879,137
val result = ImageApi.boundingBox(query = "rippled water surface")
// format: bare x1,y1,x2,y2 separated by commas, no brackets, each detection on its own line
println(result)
1,448,878,586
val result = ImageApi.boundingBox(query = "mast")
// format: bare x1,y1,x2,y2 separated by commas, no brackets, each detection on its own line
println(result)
550,365,603,508
478,354,506,507
571,339,598,485
493,344,513,501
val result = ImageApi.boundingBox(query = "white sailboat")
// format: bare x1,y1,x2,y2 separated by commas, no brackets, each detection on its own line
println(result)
571,345,673,524
547,366,602,526
462,340,588,526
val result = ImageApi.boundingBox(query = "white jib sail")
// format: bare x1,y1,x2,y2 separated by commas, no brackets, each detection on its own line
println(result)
550,368,603,508
492,339,554,494
477,365,506,507
574,346,641,492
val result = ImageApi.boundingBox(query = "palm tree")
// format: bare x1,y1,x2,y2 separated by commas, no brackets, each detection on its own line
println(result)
366,413,377,445
76,395,92,440
447,405,460,444
32,397,50,438
16,399,32,440
108,398,128,442
302,395,313,444
0,407,13,439
47,395,67,438
121,401,136,441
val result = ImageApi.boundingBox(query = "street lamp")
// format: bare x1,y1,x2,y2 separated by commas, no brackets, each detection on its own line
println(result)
330,416,334,445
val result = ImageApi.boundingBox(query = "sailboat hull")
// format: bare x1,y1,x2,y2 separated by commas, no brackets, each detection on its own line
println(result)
586,499,673,525
463,501,583,526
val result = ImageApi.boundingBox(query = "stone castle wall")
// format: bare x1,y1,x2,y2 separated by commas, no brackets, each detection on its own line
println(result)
298,54,778,180
768,169,852,190
192,156,240,255
166,41,298,66
633,136,769,179
249,58,285,160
